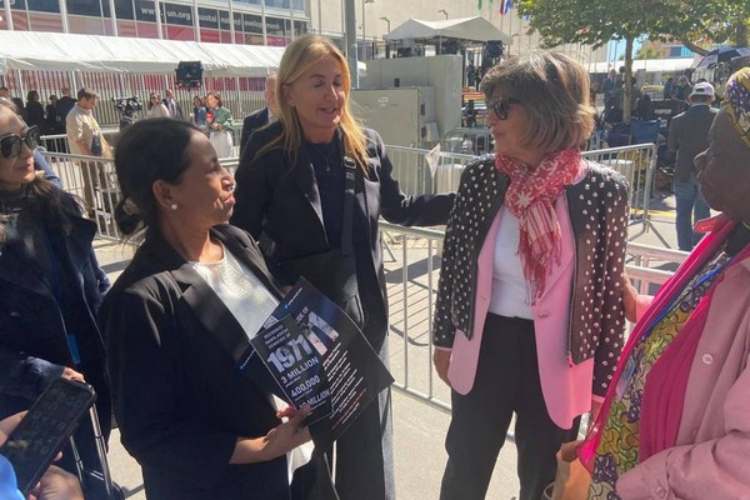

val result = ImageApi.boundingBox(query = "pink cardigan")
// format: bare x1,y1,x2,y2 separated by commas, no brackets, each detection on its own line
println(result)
446,191,596,430
615,255,750,499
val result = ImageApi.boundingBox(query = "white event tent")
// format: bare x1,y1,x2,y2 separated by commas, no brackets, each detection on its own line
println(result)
0,30,285,77
384,16,510,44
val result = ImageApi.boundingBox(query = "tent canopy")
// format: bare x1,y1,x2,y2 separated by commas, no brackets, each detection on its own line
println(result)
590,58,694,74
0,31,284,77
384,16,509,44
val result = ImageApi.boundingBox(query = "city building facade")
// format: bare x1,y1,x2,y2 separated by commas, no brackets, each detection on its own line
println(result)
0,0,607,67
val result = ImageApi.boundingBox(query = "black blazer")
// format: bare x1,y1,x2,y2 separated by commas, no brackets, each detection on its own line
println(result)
231,122,454,348
239,107,270,159
432,159,629,397
100,225,333,500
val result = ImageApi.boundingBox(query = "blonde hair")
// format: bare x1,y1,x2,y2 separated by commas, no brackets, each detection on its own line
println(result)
254,35,368,171
481,52,595,153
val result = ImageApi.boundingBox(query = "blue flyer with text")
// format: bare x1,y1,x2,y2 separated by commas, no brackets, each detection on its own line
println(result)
249,279,394,448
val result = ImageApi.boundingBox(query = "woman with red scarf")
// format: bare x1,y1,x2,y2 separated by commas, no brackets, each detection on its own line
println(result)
432,52,630,500
580,67,750,500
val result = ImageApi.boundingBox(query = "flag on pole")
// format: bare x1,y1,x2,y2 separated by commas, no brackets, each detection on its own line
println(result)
500,0,513,15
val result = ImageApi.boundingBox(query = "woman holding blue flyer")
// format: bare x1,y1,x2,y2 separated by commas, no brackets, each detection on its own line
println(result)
100,118,336,500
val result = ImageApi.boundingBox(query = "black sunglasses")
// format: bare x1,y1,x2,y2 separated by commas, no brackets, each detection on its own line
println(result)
488,97,520,120
0,125,40,159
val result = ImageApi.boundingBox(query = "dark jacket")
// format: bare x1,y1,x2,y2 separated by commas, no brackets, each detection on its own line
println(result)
231,122,454,348
668,104,719,182
44,103,58,134
432,158,629,397
162,98,184,120
0,191,110,420
100,224,334,500
239,107,270,160
25,101,45,130
55,96,76,127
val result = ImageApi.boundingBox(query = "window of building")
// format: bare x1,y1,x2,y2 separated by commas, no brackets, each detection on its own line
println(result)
266,16,284,36
27,0,59,13
162,2,192,26
135,0,156,22
114,0,135,20
294,20,307,35
198,7,218,29
10,0,28,10
233,11,243,31
266,0,290,9
244,13,262,34
219,9,230,30
66,0,111,17
233,0,261,4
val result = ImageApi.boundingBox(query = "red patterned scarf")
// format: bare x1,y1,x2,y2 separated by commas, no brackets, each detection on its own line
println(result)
495,149,583,299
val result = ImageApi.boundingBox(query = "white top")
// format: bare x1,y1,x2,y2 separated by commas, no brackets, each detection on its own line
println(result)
488,207,534,320
147,103,170,119
190,246,279,341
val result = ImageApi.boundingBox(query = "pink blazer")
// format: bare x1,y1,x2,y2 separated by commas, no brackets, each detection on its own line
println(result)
446,192,595,430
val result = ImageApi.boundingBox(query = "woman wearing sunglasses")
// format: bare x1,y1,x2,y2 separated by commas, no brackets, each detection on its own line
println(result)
432,53,630,500
0,103,112,493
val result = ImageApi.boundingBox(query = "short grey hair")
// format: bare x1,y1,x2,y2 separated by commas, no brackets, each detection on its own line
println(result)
481,52,596,153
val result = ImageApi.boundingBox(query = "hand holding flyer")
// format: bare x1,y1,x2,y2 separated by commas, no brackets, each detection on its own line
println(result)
249,279,394,449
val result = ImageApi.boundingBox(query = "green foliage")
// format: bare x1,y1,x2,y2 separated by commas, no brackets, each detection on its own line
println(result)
636,46,662,59
515,0,750,121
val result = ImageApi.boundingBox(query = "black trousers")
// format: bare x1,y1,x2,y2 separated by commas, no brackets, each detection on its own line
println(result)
331,303,395,500
440,314,580,500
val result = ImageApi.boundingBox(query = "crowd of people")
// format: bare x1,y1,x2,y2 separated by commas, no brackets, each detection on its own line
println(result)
0,85,76,136
1,33,749,500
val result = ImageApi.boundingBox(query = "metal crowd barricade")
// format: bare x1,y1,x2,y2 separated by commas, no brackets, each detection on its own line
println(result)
384,142,660,241
41,129,120,155
43,150,121,241
580,143,661,241
379,222,684,414
385,145,477,196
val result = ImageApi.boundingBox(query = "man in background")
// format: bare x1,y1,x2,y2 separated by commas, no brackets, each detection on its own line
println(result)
55,88,76,127
239,72,278,159
163,88,184,120
667,81,717,250
66,88,111,216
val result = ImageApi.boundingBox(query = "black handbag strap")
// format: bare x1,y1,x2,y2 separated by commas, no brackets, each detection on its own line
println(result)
341,156,358,257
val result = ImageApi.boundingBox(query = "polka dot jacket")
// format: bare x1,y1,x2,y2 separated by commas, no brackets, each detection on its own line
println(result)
432,157,630,397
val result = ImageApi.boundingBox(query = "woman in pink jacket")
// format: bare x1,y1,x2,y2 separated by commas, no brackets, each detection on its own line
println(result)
581,67,750,499
432,53,629,500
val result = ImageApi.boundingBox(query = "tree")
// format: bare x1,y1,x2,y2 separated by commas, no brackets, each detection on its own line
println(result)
675,0,750,52
636,44,662,60
518,0,684,121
